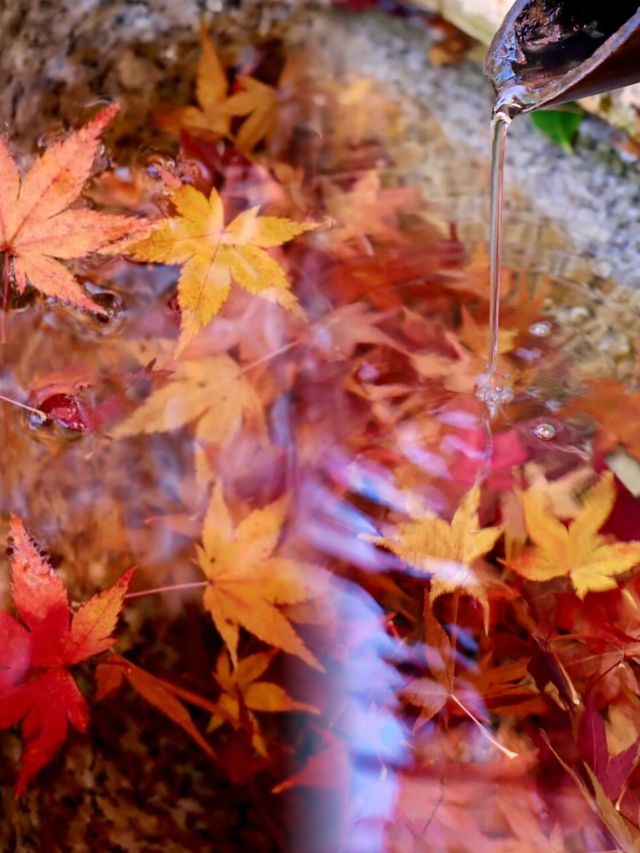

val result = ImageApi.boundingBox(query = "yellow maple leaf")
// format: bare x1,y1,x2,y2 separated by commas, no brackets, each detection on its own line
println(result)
362,486,503,627
155,22,231,139
507,471,640,597
209,649,318,754
0,104,145,314
117,182,316,352
219,75,278,155
113,353,264,446
197,483,322,670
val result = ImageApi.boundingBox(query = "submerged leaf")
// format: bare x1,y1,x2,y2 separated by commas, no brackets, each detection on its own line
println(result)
114,353,265,448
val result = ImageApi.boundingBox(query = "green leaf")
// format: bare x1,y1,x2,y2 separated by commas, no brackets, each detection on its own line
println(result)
530,104,583,152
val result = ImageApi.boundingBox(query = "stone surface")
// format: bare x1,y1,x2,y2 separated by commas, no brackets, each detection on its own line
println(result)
312,10,640,379
0,0,325,154
320,12,640,291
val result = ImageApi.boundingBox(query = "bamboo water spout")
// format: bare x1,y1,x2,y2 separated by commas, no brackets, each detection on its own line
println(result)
484,1,640,115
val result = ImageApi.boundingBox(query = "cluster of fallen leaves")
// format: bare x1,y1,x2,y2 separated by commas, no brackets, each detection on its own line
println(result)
4,17,640,853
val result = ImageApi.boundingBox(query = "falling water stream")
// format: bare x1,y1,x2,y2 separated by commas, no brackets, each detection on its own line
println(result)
477,109,517,416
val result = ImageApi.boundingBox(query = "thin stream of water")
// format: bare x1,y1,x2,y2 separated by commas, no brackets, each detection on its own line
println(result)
477,110,515,417
487,112,511,377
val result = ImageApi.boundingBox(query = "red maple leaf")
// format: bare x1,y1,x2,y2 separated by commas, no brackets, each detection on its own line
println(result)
0,516,134,796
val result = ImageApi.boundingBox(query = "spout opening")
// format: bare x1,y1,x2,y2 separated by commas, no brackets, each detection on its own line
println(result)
513,0,640,81
485,0,640,112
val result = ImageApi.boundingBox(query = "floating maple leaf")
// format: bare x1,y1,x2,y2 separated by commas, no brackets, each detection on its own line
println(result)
155,22,231,139
115,181,316,351
0,104,146,315
362,486,503,627
209,649,318,754
197,483,322,670
0,516,133,795
113,353,264,448
507,472,640,597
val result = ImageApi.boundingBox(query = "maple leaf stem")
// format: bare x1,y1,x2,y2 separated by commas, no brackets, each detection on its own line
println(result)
1,256,10,344
450,694,518,760
124,580,208,600
449,589,461,659
0,393,46,419
241,340,298,373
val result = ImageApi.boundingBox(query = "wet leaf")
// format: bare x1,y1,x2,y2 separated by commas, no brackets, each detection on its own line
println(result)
197,483,322,670
0,517,133,795
209,649,318,754
95,655,216,758
114,181,316,351
0,104,146,315
362,486,503,628
114,353,265,448
155,22,231,139
508,472,640,596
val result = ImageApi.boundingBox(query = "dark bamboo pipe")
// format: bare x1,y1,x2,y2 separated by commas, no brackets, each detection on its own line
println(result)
484,1,640,115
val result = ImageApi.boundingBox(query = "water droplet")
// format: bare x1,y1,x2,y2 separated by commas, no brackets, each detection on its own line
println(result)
476,373,514,417
528,320,553,338
533,422,557,442
358,363,379,382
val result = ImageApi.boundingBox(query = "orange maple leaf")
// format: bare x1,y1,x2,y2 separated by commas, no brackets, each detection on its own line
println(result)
402,612,521,756
0,516,133,795
155,22,231,139
507,471,640,597
220,75,279,155
113,353,265,448
0,104,146,314
321,170,419,255
197,483,322,671
209,649,318,754
95,654,218,758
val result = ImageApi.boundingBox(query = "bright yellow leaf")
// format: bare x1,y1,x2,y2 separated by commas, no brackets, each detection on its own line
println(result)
117,182,316,352
507,471,640,597
197,483,322,671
